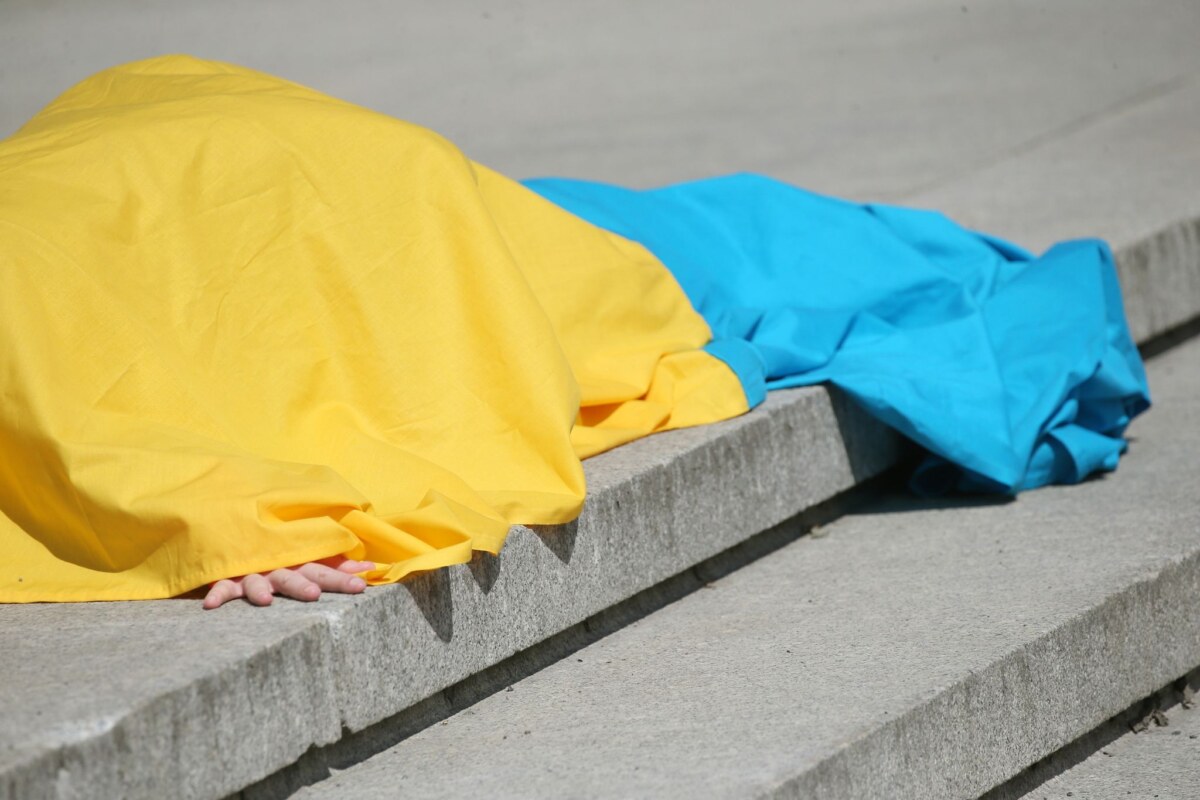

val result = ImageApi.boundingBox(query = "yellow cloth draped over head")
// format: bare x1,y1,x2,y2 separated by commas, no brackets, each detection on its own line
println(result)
0,56,748,602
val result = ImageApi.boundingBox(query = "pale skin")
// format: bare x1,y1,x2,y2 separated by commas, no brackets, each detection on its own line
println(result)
203,556,375,609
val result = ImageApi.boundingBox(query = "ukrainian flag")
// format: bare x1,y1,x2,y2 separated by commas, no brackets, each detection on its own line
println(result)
0,56,747,601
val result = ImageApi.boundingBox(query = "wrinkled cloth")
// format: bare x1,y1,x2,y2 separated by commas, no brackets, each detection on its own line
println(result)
525,175,1151,493
0,57,748,602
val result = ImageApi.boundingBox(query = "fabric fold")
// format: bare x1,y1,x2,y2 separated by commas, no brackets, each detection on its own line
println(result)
524,174,1150,493
0,56,747,602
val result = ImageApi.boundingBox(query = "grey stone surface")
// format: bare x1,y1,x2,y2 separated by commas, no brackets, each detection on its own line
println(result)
1,2,1199,799
0,601,343,800
298,336,1200,800
326,387,896,737
1116,216,1200,346
898,72,1200,345
904,74,1200,254
2,0,1199,208
6,1,1199,348
898,70,1200,346
1015,690,1200,799
0,386,895,800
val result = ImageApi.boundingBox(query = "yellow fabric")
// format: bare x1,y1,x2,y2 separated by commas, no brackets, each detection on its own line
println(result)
0,56,748,602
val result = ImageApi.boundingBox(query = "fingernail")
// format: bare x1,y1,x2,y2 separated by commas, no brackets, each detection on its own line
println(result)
350,577,366,591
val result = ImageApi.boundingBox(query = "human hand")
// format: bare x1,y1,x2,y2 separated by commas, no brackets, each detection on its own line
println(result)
202,557,375,609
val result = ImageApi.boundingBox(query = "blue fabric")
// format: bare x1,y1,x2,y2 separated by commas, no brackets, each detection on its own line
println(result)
703,338,768,409
524,174,1151,493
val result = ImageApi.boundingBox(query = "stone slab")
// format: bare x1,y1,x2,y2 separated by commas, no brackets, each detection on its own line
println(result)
905,75,1200,253
0,603,343,800
6,1,1198,350
1005,676,1200,800
298,334,1200,800
1,210,1189,800
1115,217,1200,347
0,385,896,800
901,72,1200,346
903,73,1200,346
3,0,1199,206
321,385,898,739
0,2,1198,799
979,671,1200,796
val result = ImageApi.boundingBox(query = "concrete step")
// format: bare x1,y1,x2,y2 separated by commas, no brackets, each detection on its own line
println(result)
5,220,1194,800
988,670,1200,800
1020,705,1200,800
3,4,1200,800
293,333,1200,800
1,215,1193,800
0,382,896,800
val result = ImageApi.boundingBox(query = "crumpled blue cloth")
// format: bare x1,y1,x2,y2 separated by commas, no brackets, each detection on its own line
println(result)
524,174,1151,493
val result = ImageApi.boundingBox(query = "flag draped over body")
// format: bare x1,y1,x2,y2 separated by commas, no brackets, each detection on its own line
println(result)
0,56,1149,603
0,56,748,602
525,176,1150,493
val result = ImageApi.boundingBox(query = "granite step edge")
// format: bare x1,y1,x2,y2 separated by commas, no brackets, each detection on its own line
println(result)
2,215,1197,800
284,336,1200,800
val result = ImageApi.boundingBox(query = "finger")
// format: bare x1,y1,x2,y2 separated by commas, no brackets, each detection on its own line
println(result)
267,568,321,602
242,572,276,606
314,556,375,573
297,562,367,594
203,579,245,610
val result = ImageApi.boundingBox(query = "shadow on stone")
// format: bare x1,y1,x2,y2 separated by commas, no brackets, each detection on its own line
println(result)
401,569,453,643
980,668,1200,800
1139,311,1200,359
236,475,888,800
827,386,910,483
530,520,578,565
866,490,1015,516
826,385,1023,513
467,549,502,594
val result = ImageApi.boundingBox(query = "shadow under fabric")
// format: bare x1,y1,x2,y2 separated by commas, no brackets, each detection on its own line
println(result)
524,175,1151,494
0,57,748,602
0,55,1154,604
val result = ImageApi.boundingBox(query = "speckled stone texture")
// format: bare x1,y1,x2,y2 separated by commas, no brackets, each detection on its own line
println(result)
295,335,1200,800
328,387,896,735
5,0,1200,210
2,2,1200,799
1116,217,1200,345
0,385,895,800
1014,690,1200,800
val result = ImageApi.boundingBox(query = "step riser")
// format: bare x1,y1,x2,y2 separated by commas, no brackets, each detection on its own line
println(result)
328,387,898,734
780,551,1200,800
1118,216,1200,345
2,221,1196,800
290,335,1200,800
